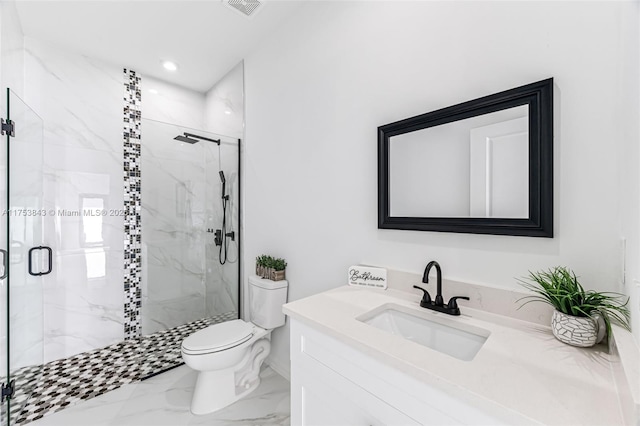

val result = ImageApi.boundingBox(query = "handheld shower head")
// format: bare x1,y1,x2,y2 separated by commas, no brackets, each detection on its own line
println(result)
219,171,227,200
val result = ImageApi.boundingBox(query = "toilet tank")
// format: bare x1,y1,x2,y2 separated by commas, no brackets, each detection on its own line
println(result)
249,275,288,329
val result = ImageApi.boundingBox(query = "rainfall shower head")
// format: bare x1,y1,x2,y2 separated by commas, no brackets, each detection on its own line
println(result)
224,0,263,18
173,133,221,145
174,135,199,144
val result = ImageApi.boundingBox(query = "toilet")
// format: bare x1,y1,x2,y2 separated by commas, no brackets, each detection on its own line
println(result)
181,276,288,415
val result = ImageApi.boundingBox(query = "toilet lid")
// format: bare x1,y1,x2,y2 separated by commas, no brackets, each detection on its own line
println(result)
182,320,254,353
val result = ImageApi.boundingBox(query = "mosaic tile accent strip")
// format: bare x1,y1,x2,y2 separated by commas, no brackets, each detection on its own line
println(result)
12,312,237,425
123,68,142,340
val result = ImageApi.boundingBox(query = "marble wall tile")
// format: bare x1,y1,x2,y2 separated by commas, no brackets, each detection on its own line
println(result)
43,249,124,362
24,38,122,153
140,292,206,336
139,64,244,333
204,140,240,317
140,76,205,130
1,1,25,97
40,146,124,362
21,38,125,362
140,119,210,335
43,150,124,253
202,63,244,320
204,61,244,140
9,283,44,369
145,244,205,293
5,95,46,370
0,2,35,381
140,115,241,332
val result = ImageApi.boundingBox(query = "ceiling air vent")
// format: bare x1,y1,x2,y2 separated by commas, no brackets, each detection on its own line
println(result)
224,0,263,18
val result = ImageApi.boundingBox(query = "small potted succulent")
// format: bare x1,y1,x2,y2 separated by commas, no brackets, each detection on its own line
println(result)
270,257,287,281
518,266,630,347
255,255,287,282
255,255,270,278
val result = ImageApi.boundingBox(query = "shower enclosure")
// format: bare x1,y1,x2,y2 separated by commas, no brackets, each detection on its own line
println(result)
0,103,241,424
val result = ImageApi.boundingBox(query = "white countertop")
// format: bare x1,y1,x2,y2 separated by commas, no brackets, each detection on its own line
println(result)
283,285,626,426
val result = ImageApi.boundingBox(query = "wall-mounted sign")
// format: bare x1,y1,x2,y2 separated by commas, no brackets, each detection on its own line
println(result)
348,265,387,289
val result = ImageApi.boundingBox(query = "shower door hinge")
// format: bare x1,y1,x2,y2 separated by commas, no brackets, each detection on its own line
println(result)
1,380,15,402
1,119,15,137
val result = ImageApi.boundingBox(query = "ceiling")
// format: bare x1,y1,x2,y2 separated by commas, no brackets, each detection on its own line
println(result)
14,0,305,93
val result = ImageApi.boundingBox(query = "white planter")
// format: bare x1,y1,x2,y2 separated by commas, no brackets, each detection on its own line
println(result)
551,310,605,347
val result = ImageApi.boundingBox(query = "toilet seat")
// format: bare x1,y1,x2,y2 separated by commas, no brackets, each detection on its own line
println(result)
182,320,255,355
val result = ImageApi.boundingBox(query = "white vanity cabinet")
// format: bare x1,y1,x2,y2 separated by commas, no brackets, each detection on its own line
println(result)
289,319,508,426
285,285,629,426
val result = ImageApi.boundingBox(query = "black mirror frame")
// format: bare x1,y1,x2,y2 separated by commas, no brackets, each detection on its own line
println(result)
378,78,553,237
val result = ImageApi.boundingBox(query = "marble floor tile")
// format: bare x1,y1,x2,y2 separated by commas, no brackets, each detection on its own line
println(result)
25,384,137,426
186,368,290,426
30,366,290,426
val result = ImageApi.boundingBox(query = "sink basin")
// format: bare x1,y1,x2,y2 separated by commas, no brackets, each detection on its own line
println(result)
358,304,489,361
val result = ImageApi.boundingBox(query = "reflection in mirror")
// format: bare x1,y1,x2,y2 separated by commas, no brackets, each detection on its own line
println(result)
390,105,528,218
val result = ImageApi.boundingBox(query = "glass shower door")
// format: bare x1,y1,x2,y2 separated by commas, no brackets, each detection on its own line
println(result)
139,119,240,378
0,91,8,426
5,89,45,424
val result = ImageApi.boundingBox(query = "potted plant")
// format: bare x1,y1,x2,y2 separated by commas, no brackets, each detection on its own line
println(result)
518,266,630,347
255,255,287,281
270,257,287,281
255,255,270,278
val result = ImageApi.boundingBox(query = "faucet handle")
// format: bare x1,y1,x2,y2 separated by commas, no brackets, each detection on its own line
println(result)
413,285,432,307
446,296,470,314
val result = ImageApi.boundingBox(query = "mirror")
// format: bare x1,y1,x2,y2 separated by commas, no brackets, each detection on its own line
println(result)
378,79,553,237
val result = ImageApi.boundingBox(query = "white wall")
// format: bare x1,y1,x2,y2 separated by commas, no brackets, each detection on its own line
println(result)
622,1,640,344
244,1,640,375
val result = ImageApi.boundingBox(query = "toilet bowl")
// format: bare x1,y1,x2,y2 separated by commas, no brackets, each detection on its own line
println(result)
181,276,288,415
182,320,271,415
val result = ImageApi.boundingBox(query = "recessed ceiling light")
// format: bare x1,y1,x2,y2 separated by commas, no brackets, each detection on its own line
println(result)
224,110,232,115
162,60,178,71
149,89,159,95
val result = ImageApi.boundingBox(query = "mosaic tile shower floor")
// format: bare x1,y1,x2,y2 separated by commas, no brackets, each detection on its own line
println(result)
10,312,237,425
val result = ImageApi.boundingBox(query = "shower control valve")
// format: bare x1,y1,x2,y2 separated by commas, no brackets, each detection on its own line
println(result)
214,229,223,246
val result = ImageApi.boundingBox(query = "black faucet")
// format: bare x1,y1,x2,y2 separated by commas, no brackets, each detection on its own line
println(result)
413,261,469,316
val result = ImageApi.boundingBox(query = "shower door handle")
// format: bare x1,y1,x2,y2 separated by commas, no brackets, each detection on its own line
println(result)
0,249,7,280
28,246,53,276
